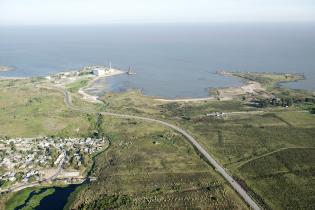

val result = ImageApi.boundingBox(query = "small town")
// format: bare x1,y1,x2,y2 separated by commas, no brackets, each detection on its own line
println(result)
0,136,108,191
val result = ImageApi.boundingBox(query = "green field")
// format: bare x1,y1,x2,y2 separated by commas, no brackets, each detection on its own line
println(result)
0,79,93,137
66,78,90,93
66,117,247,209
226,72,304,87
94,78,315,209
177,111,315,209
239,148,315,210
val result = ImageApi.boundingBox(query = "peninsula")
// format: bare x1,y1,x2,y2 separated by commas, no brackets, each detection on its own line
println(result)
0,65,14,72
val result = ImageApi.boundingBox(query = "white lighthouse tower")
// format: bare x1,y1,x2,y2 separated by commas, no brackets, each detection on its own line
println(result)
109,61,112,70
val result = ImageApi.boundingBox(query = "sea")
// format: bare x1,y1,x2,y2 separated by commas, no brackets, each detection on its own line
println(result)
0,23,314,98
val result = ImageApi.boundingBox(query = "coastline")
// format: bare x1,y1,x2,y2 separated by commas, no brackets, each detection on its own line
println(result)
153,73,262,102
1,68,307,103
155,97,215,102
153,81,263,102
78,69,125,103
153,71,306,102
0,76,28,80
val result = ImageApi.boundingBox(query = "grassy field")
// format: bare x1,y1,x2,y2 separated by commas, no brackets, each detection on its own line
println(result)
226,72,304,87
238,148,315,210
66,78,90,93
177,111,315,209
275,111,315,127
100,90,258,119
96,86,315,209
0,79,92,138
67,117,247,209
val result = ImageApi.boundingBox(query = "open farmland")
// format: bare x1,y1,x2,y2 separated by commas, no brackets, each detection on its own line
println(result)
239,148,315,210
67,117,247,209
0,79,93,138
95,77,315,209
179,111,315,209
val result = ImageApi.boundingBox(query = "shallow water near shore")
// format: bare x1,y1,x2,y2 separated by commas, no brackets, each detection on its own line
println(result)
1,23,314,98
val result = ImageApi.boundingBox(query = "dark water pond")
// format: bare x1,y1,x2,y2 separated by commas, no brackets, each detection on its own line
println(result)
35,184,79,210
14,184,80,210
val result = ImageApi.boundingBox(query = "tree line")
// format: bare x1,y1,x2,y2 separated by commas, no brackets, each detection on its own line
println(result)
254,97,315,108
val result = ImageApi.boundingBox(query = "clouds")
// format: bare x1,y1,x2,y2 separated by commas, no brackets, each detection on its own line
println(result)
0,0,314,25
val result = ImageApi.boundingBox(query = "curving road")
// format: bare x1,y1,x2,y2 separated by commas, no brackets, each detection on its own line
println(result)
53,86,261,210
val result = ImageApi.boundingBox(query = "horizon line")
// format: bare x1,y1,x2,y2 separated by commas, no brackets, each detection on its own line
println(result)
1,20,315,27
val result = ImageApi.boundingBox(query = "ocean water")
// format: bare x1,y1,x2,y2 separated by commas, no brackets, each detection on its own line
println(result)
0,23,314,98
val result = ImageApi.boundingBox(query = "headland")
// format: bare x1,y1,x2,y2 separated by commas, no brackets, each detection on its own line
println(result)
0,65,14,72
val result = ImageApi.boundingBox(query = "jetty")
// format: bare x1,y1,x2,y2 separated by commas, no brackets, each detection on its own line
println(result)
127,66,136,75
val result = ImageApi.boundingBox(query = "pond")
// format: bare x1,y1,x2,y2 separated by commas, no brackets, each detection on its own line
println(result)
35,184,79,210
14,184,81,210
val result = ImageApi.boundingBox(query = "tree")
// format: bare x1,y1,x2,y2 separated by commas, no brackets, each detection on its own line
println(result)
9,141,16,151
259,99,269,108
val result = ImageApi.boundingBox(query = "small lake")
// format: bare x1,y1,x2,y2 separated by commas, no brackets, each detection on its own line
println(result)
35,185,79,210
14,184,80,210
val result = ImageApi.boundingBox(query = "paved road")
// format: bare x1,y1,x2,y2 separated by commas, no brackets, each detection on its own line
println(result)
54,86,261,210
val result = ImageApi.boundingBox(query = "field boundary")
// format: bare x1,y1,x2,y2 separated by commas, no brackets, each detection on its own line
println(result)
237,147,315,169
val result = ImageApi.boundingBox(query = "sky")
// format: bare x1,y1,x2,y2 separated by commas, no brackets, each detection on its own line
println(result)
0,0,314,25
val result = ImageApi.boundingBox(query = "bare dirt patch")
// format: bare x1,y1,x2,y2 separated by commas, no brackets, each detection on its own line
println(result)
217,81,269,100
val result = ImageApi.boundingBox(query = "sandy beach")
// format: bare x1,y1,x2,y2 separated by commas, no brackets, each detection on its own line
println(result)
78,68,125,103
155,97,215,102
216,81,267,99
154,81,267,102
0,76,27,80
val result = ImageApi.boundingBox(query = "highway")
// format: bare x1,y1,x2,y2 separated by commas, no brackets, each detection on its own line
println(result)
52,86,261,210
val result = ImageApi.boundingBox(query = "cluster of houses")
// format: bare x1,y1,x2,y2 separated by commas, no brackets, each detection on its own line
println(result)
0,170,41,184
0,137,107,188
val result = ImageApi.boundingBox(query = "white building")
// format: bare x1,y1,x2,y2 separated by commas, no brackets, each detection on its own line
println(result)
92,68,106,76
